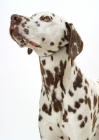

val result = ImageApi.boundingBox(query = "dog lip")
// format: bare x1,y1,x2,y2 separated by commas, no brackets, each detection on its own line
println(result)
29,41,40,47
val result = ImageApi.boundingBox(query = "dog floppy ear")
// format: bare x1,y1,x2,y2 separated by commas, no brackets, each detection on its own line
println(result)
65,22,83,60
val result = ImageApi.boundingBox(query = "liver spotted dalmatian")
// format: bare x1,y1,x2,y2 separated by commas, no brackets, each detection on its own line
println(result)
9,12,99,140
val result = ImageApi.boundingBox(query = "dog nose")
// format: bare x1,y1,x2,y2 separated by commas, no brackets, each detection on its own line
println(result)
11,14,22,23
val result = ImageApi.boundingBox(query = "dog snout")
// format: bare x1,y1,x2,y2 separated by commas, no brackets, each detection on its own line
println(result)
11,14,22,24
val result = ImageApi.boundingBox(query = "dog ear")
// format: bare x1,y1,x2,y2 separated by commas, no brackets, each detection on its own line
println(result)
65,22,83,60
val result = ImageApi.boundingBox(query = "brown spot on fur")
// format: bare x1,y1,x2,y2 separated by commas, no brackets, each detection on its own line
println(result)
62,125,64,128
85,95,87,104
50,42,54,46
79,98,84,103
80,121,85,128
33,14,37,16
85,79,89,86
94,133,96,136
42,60,46,66
68,105,76,113
54,67,59,74
61,38,65,41
42,37,45,41
68,90,74,97
38,115,43,121
52,13,55,17
87,97,91,110
84,116,88,123
78,114,83,120
24,17,30,21
59,42,62,45
73,69,83,90
92,111,97,131
51,55,53,61
57,123,60,127
24,28,29,34
75,101,80,109
60,136,64,139
75,66,77,71
46,70,54,87
74,71,75,76
94,95,97,108
49,126,53,131
54,100,62,112
43,91,45,96
63,110,68,122
84,86,88,94
42,103,52,115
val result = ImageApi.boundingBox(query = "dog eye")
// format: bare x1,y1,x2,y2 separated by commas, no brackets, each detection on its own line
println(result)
40,16,53,22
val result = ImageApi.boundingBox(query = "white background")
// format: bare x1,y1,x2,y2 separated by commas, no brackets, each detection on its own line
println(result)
0,0,99,140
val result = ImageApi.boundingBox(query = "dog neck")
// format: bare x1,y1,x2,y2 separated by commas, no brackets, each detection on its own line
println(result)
39,46,76,93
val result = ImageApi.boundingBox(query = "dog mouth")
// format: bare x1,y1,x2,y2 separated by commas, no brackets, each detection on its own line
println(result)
9,22,41,55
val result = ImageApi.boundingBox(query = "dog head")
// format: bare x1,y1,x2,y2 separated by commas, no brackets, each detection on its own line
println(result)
9,12,83,59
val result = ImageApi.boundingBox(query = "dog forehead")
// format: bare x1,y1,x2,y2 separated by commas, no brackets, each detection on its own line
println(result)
31,11,65,22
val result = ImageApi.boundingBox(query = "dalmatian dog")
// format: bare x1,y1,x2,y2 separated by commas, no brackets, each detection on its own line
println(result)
9,12,99,140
